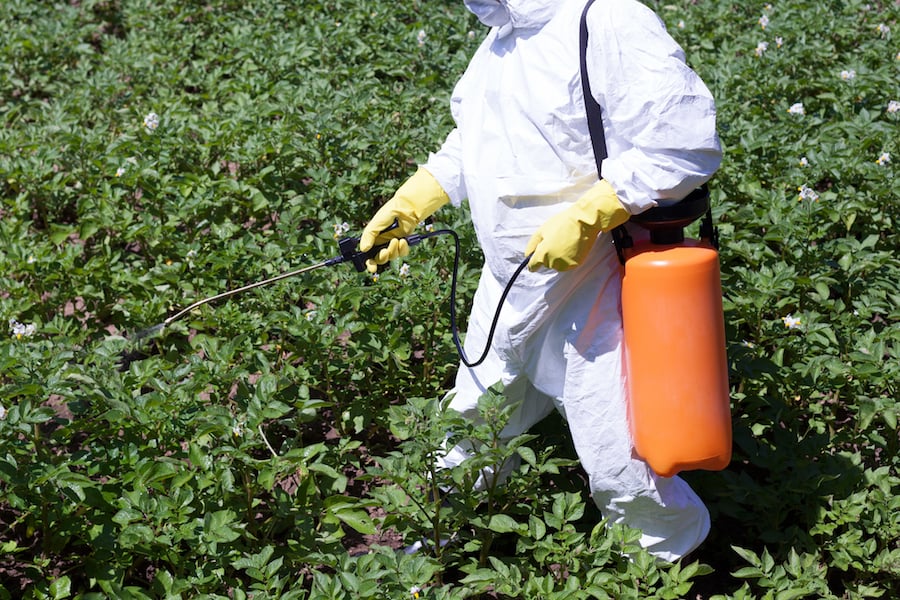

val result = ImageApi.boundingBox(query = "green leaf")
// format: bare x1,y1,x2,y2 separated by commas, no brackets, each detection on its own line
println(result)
119,524,154,548
884,409,897,430
334,508,377,535
528,515,547,540
49,225,74,245
204,510,242,543
324,496,377,535
857,399,877,431
517,446,537,467
487,514,522,534
49,576,71,600
775,590,814,600
732,545,761,568
732,567,764,579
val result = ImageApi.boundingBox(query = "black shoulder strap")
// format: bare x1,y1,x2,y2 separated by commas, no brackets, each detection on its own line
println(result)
579,0,717,260
579,0,607,175
581,0,633,263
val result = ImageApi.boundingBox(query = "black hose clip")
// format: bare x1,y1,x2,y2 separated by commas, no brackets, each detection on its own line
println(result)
611,225,633,266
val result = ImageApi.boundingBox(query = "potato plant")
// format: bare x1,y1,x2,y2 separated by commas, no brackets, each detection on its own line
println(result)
1,0,898,598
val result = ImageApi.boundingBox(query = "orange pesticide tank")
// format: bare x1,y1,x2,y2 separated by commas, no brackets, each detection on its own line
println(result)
621,238,732,478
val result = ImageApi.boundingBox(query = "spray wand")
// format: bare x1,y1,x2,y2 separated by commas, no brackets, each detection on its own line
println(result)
124,224,530,369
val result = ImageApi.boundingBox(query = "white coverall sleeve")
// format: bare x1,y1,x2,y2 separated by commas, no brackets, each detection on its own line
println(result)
586,0,722,214
422,127,467,208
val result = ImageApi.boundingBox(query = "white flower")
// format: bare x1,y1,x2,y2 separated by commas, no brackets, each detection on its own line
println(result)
887,100,900,113
304,310,317,321
896,51,900,61
741,340,756,348
876,152,890,166
755,41,769,56
115,166,126,177
788,102,805,115
759,14,770,29
0,403,6,420
876,23,890,38
332,221,351,239
27,256,36,264
143,112,160,131
410,587,422,599
799,156,809,167
764,3,773,11
677,20,685,29
371,272,380,283
9,319,36,339
232,419,246,437
775,36,784,48
782,314,802,329
417,29,427,47
399,263,411,278
797,184,819,202
467,31,475,41
840,69,856,80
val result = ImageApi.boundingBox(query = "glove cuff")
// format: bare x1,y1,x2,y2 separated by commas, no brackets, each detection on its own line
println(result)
393,167,451,222
576,179,630,233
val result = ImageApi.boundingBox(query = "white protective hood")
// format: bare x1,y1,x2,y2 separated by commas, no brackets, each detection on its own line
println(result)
464,0,559,31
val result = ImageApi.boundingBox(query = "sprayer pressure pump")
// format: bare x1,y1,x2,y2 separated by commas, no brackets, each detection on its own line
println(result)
578,0,731,478
612,188,732,478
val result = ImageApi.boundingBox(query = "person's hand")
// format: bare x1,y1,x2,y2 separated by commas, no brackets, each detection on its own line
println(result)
360,168,450,273
526,179,629,271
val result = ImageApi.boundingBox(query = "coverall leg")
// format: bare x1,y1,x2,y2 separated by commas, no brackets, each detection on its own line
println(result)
440,239,710,562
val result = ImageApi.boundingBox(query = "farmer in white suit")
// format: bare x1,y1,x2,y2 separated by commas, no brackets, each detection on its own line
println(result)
361,0,721,561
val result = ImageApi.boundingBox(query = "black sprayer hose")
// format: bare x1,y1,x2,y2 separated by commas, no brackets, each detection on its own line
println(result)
417,229,531,368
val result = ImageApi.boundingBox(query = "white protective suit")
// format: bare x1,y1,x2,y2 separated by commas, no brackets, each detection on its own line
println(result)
423,0,722,561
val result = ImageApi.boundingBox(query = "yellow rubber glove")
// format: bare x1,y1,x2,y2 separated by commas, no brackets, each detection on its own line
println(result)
526,179,630,272
360,167,450,273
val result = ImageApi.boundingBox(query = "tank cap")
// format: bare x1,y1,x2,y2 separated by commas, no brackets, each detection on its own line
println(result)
630,185,709,244
631,185,710,230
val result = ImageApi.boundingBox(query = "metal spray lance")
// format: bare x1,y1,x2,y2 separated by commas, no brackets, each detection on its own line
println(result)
122,221,529,370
